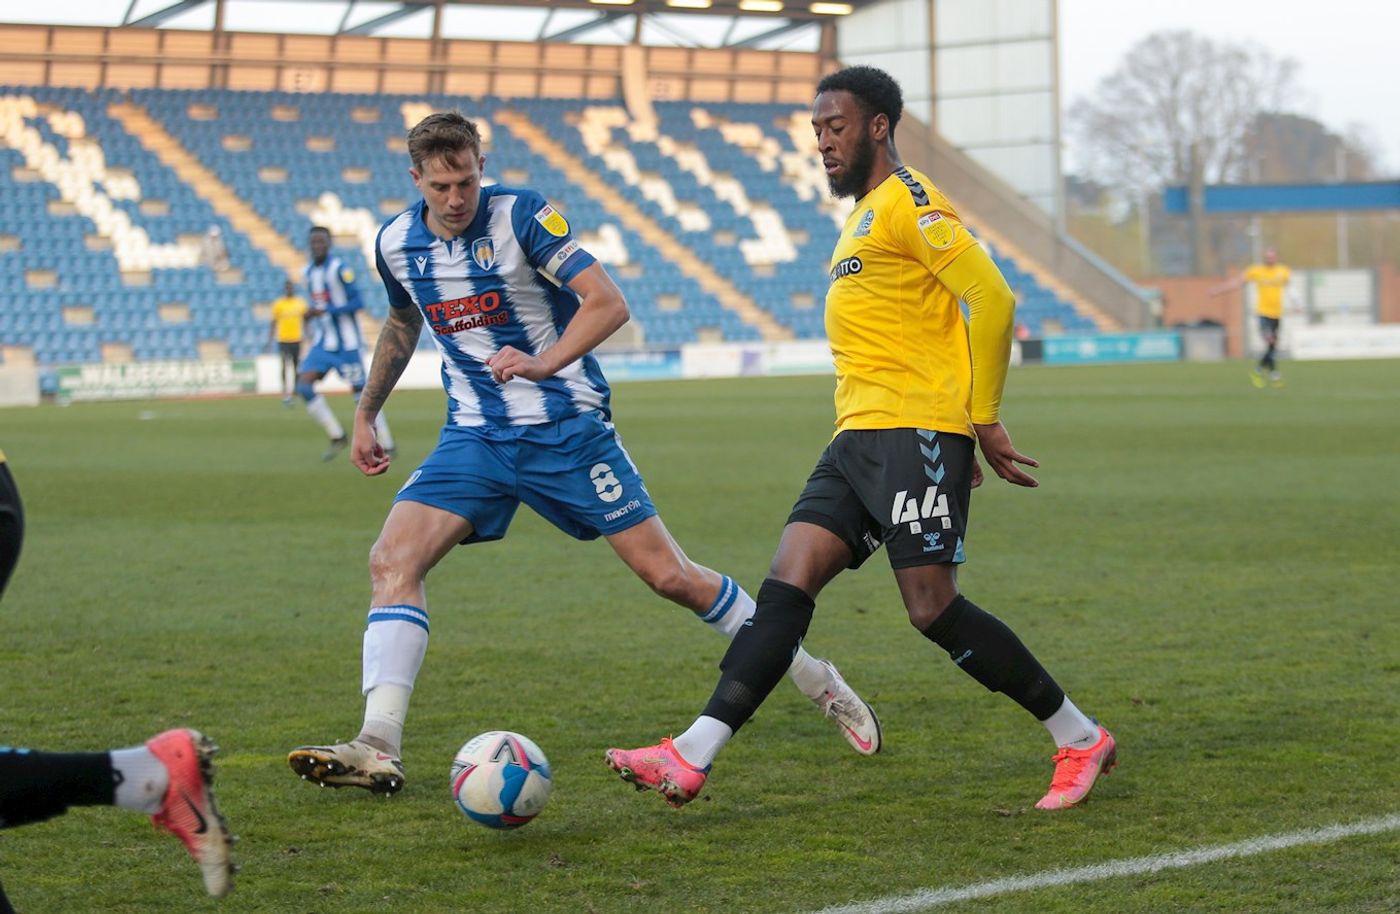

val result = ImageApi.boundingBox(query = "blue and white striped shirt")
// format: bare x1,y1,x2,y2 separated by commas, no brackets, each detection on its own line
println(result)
375,186,607,427
304,255,364,353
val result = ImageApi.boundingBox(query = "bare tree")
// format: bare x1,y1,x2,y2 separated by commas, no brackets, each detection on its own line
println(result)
1068,31,1299,197
1244,112,1378,183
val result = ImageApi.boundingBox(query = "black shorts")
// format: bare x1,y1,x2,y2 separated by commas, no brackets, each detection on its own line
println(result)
788,428,973,570
0,461,24,598
278,341,301,360
1258,316,1280,339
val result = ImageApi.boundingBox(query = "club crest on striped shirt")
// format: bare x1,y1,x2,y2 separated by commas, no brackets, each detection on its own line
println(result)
472,237,495,271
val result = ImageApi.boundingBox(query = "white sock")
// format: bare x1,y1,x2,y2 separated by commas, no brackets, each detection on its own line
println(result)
786,648,831,700
671,715,732,769
361,604,430,755
699,574,749,636
362,606,429,693
110,746,168,814
305,394,345,439
360,683,413,755
700,575,830,700
1043,696,1101,749
373,411,395,450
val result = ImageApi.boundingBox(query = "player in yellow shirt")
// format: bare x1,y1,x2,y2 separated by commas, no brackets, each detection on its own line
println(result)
608,66,1116,812
1213,248,1290,387
267,279,308,405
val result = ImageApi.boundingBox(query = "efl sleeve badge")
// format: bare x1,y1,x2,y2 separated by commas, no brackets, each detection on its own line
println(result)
917,211,956,250
534,203,570,238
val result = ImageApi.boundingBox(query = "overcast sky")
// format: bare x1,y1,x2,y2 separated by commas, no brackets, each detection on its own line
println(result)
1060,0,1400,175
2,0,1397,173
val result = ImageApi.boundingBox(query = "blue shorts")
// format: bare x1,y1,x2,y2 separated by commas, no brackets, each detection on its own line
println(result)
302,347,366,388
394,413,658,543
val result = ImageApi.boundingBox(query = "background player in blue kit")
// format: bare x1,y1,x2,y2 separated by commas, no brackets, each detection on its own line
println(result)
297,226,396,461
287,112,883,793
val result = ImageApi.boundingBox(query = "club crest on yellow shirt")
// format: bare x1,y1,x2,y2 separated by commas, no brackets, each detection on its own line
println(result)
917,211,956,250
534,203,569,237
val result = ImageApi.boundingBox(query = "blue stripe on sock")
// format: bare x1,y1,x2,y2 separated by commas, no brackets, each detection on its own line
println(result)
367,604,429,632
700,575,738,623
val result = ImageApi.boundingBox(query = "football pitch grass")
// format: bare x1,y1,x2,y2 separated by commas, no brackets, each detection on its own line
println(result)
1,358,1397,913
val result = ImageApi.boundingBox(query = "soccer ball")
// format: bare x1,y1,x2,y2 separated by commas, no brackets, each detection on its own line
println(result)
450,730,553,829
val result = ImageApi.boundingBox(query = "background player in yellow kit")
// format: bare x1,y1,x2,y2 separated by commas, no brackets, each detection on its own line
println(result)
267,278,308,405
1213,248,1291,387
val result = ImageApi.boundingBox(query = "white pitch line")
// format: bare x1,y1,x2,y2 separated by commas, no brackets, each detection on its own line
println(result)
803,813,1400,914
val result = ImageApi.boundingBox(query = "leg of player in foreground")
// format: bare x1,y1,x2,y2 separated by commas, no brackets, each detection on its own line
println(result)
287,500,458,794
0,732,237,900
0,460,235,900
608,431,1114,811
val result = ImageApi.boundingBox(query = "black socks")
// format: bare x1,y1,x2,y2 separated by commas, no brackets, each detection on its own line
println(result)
701,578,815,731
921,594,1065,721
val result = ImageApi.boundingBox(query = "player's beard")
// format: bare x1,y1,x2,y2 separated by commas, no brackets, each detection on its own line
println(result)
828,132,876,199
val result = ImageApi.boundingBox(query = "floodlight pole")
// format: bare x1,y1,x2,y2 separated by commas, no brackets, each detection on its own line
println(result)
212,0,228,89
429,0,445,94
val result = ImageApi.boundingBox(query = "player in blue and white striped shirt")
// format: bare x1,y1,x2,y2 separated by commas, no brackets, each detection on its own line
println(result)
296,226,395,461
287,112,880,795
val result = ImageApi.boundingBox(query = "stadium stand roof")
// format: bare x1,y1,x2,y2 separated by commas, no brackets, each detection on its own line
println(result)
51,1,882,49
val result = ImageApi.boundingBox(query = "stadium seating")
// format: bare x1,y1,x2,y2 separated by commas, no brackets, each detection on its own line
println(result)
0,86,286,363
0,85,1097,366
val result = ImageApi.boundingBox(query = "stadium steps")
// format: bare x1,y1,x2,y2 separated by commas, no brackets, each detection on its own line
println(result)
494,108,792,343
106,102,304,278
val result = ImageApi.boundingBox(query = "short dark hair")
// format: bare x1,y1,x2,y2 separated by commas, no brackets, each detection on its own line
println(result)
816,65,904,135
309,225,330,237
406,111,482,171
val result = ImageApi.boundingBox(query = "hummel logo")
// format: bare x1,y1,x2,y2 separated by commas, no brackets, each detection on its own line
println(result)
414,256,428,274
180,792,209,835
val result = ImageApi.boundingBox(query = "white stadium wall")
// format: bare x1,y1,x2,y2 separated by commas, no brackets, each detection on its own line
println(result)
838,0,1063,223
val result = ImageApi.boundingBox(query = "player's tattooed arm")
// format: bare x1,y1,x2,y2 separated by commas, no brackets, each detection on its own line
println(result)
358,305,423,415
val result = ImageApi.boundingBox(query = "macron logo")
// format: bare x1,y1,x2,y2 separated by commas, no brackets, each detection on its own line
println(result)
414,256,428,274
